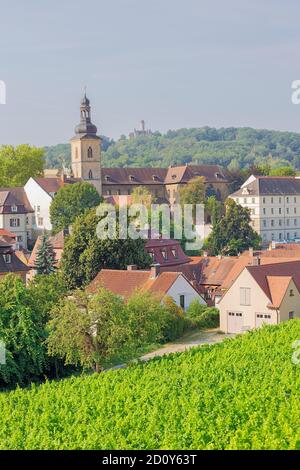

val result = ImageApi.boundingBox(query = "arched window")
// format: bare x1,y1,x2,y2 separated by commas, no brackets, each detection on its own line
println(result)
88,170,93,180
87,146,93,158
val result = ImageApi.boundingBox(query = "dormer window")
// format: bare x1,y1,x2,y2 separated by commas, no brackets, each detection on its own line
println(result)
105,175,110,181
129,175,135,182
87,146,93,159
11,205,17,213
3,254,11,264
161,249,168,260
171,249,178,259
172,174,177,180
290,289,294,297
152,175,159,181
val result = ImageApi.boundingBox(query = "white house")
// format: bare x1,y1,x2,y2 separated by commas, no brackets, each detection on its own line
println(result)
218,260,300,333
87,265,206,310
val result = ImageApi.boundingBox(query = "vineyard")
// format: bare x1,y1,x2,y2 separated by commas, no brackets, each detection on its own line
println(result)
0,320,300,450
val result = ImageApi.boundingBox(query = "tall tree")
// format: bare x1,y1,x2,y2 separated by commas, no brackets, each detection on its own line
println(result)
204,199,261,256
0,145,44,187
178,176,205,205
61,208,151,289
50,181,102,233
35,234,56,275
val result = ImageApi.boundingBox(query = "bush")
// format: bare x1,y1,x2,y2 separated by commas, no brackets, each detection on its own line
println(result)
161,297,189,342
186,299,219,329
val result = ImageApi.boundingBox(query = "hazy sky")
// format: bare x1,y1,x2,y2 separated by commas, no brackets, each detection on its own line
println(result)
1,0,300,146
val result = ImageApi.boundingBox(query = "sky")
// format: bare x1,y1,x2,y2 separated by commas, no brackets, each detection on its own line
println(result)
1,0,300,146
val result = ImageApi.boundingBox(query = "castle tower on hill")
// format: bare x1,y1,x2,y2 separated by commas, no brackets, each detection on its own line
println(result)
70,93,102,195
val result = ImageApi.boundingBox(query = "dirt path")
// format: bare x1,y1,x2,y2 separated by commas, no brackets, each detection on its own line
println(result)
141,328,233,361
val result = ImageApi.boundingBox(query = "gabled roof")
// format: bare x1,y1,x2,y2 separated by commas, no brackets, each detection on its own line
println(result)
230,176,300,197
246,260,300,308
33,177,81,195
145,238,190,267
86,269,186,301
0,187,34,213
164,165,228,185
101,168,167,186
266,276,294,309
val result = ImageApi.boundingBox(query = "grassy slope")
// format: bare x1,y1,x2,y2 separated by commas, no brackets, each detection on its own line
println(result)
0,321,300,450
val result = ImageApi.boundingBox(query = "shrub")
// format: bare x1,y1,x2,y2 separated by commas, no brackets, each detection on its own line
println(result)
161,297,189,342
186,300,219,329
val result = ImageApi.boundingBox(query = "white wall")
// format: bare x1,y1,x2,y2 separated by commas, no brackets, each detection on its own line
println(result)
166,274,206,310
24,178,53,232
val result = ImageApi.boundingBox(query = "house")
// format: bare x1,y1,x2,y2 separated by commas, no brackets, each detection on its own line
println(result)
218,260,300,333
24,175,80,234
229,175,300,244
0,235,30,283
86,264,206,310
145,238,190,267
0,187,34,249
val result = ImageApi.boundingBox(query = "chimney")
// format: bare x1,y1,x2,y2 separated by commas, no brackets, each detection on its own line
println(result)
127,265,137,271
150,263,160,279
249,247,254,257
252,256,261,266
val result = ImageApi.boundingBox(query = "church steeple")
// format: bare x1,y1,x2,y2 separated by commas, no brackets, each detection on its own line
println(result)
74,92,98,137
70,93,102,195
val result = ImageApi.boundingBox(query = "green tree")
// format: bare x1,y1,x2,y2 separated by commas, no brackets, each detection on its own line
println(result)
269,166,297,176
61,208,151,289
204,199,261,256
178,176,205,205
47,289,130,372
205,196,223,225
0,275,47,387
35,234,56,275
50,181,101,233
0,145,44,187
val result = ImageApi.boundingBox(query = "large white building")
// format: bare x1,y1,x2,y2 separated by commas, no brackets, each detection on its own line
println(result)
229,175,300,244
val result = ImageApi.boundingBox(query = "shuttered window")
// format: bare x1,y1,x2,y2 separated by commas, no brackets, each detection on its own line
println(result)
240,287,251,306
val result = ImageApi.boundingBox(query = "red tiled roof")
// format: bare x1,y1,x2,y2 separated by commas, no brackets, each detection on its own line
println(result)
86,269,182,301
34,177,81,195
164,165,228,185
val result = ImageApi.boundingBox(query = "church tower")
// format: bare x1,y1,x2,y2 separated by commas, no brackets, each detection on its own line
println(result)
71,93,102,195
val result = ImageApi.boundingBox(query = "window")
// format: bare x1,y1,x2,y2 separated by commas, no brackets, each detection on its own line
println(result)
243,198,247,204
171,249,178,259
271,197,274,204
279,197,282,204
263,220,266,227
106,190,111,195
289,312,294,320
279,219,282,226
161,249,168,260
287,208,290,214
279,233,282,240
38,217,44,226
263,208,266,215
117,189,121,195
287,219,290,226
127,189,131,195
263,197,266,204
37,206,40,212
179,295,185,310
279,208,282,215
271,220,274,227
290,289,294,297
88,170,93,179
287,197,289,203
240,287,251,306
271,233,274,240
271,208,274,215
236,198,239,204
87,146,93,158
11,205,17,212
10,218,20,227
294,208,297,214
294,197,297,203
287,232,290,240
295,232,297,239
3,254,11,264
17,235,23,242
26,216,29,224
295,219,297,226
